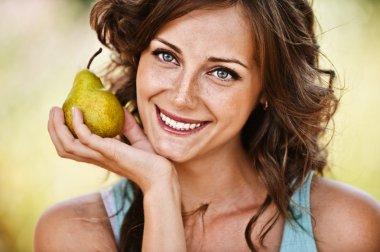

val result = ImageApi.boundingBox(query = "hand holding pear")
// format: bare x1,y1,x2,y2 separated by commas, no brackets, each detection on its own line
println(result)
62,48,124,138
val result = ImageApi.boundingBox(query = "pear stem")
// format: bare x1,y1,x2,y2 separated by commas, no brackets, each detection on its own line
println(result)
87,48,102,70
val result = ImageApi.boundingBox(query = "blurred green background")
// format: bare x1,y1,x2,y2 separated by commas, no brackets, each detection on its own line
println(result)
0,0,379,251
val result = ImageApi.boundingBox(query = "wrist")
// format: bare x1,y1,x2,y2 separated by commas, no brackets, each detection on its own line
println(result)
143,172,182,207
141,169,186,252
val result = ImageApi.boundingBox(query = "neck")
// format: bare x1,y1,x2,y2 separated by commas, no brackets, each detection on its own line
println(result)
174,142,266,215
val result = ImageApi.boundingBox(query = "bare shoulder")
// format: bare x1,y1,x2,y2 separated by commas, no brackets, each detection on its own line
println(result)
311,175,380,252
34,192,117,252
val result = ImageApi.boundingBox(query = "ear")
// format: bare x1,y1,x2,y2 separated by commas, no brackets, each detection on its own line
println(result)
258,91,267,105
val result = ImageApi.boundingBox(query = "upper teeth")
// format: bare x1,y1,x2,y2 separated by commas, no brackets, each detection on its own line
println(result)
160,112,202,131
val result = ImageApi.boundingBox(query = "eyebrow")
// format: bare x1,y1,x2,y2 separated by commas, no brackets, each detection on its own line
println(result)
155,37,248,69
155,38,182,54
208,56,248,69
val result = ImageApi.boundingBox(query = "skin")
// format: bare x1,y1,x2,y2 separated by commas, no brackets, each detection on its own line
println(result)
136,5,266,215
34,5,380,252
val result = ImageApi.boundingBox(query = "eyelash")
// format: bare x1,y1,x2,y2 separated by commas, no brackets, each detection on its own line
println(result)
208,67,241,81
152,49,179,65
151,49,241,81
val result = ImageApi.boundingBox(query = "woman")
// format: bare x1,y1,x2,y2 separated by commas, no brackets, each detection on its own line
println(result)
34,0,380,251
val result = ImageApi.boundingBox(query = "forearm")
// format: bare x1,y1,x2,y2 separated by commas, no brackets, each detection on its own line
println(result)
142,179,186,252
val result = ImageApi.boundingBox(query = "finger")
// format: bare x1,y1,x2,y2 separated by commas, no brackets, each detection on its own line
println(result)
71,107,165,177
70,107,123,161
56,150,106,168
122,108,154,152
48,107,67,157
48,107,118,171
51,107,105,162
71,107,122,159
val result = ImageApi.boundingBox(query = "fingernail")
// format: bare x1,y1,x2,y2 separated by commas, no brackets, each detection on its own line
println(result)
50,107,55,118
72,107,77,117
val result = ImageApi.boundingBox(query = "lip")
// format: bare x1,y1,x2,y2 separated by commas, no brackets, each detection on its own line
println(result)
155,105,210,136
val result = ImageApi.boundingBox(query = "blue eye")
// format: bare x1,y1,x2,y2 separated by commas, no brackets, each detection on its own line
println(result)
215,69,230,80
161,52,174,62
210,68,240,81
152,49,178,64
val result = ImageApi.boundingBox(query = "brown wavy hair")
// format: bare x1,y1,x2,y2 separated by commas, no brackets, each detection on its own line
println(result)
90,0,339,251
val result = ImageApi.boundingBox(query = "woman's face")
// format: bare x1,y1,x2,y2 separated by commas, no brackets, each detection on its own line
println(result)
136,5,263,162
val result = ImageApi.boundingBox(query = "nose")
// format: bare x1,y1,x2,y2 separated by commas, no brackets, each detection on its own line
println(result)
170,71,199,110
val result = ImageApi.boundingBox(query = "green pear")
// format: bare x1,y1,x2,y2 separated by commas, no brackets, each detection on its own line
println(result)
62,48,124,138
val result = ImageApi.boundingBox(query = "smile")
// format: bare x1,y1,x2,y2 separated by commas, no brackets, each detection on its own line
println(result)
160,112,202,131
156,106,209,134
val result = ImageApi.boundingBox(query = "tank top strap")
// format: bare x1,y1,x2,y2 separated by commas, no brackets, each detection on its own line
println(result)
279,171,317,252
102,173,318,250
101,178,132,245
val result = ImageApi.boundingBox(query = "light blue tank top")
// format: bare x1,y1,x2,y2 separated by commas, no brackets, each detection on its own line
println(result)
101,172,317,251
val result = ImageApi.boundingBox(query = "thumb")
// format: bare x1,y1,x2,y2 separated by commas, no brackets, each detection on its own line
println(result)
122,108,154,152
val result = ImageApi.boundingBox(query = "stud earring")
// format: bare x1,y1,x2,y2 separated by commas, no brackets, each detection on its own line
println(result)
263,101,269,111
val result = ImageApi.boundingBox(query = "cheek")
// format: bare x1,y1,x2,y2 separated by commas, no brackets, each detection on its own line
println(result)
209,86,259,122
136,58,179,100
137,62,160,98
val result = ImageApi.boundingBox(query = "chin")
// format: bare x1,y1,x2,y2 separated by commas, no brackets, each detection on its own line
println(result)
153,142,191,163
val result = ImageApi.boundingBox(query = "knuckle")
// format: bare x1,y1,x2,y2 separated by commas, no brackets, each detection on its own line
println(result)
107,141,121,162
109,146,119,161
60,137,76,154
56,148,67,158
62,143,74,154
77,131,90,146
